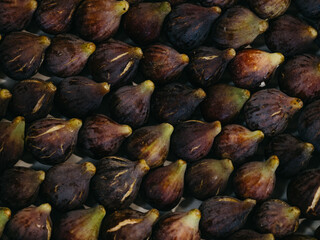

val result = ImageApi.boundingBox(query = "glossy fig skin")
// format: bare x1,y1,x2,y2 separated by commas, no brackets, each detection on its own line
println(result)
165,4,221,51
227,229,275,240
0,208,11,238
0,167,45,210
92,157,149,210
199,0,237,8
247,0,290,19
0,32,51,80
294,0,320,19
11,79,56,122
200,196,256,239
0,89,12,119
244,88,303,137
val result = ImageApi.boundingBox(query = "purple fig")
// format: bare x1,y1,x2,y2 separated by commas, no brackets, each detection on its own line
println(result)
199,0,237,8
294,0,320,19
246,0,290,19
0,89,11,119
227,229,275,240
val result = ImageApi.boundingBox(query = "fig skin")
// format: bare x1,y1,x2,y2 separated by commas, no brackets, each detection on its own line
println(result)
100,208,159,240
26,118,82,165
91,157,149,210
123,2,171,45
55,76,110,118
0,32,51,80
315,225,320,239
11,79,57,122
165,3,221,51
265,15,318,57
171,120,221,162
227,229,275,240
229,49,284,90
0,208,11,238
199,0,237,8
283,236,317,240
78,114,132,159
211,6,268,49
0,167,45,210
44,34,96,77
185,158,234,200
246,0,291,19
294,0,320,19
244,88,303,137
41,162,96,211
0,89,12,119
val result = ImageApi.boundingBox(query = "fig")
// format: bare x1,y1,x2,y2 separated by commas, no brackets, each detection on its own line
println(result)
294,0,320,19
26,118,82,165
0,208,11,238
283,236,317,240
211,6,268,49
265,15,318,56
92,156,149,210
199,0,237,8
229,49,284,90
246,0,290,19
78,114,132,159
185,158,234,200
244,88,303,136
316,225,320,239
142,159,186,211
227,229,275,240
123,2,171,45
0,32,51,80
165,3,221,51
201,84,250,124
233,155,279,201
152,209,201,240
44,34,96,77
171,120,221,162
11,79,56,122
0,89,12,119
152,83,206,125
126,123,173,168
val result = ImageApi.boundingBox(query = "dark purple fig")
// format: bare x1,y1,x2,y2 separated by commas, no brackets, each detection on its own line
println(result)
200,196,256,238
213,124,264,166
265,15,318,57
0,89,11,119
316,225,320,239
227,229,275,240
11,79,56,122
75,0,129,42
171,120,221,162
142,159,186,211
0,32,51,80
78,114,132,159
165,4,221,51
201,84,250,124
212,6,268,49
92,157,149,210
54,205,105,240
229,49,284,90
123,2,171,45
0,117,25,172
233,156,279,201
152,83,206,125
44,34,96,77
186,158,234,200
246,0,290,19
100,208,159,240
265,134,314,177
294,0,320,19
187,47,236,88
41,162,96,211
0,208,11,238
283,236,317,240
199,0,237,8
244,88,303,136
55,76,110,118
126,123,173,168
152,209,201,240
89,40,143,88
26,118,82,165
109,80,155,128
254,199,300,238
0,167,45,209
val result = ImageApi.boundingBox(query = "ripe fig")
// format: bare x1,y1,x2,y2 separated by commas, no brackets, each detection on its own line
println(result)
0,208,11,238
227,229,275,240
294,0,320,19
199,0,237,8
0,89,11,119
246,0,290,19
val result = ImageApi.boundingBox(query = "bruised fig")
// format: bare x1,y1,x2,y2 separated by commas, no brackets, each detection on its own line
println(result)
246,0,290,19
141,44,189,85
100,208,159,240
26,118,82,165
92,157,149,210
294,0,320,19
123,2,171,45
55,76,110,118
229,49,284,90
185,158,234,200
0,208,10,237
227,229,275,240
171,120,221,162
0,32,50,80
244,88,303,136
199,0,237,8
165,3,221,51
152,209,201,240
142,159,186,211
212,6,268,49
44,34,96,77
152,83,206,125
11,79,56,122
126,123,173,168
200,196,256,238
283,236,317,240
0,89,11,119
265,15,318,56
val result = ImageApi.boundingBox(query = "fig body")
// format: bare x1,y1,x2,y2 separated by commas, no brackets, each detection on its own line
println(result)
294,0,320,19
199,0,237,8
246,0,290,19
227,229,275,240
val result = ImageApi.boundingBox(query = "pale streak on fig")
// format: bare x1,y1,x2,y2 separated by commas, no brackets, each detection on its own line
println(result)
271,110,281,117
107,219,143,232
32,94,45,113
110,52,129,62
28,125,66,138
113,170,128,180
121,179,137,202
119,61,134,77
8,54,22,63
198,55,218,61
307,186,320,213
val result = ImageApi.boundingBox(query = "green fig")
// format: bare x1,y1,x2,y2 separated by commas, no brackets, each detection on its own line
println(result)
0,89,12,119
0,207,10,238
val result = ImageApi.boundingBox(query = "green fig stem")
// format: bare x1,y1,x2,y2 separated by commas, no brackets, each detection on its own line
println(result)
270,52,285,66
120,124,132,137
173,159,187,175
160,123,174,137
244,198,257,207
99,82,111,95
38,36,51,47
0,89,11,100
82,42,96,56
12,116,25,138
114,0,129,15
38,203,52,213
145,209,160,222
221,159,234,172
159,1,171,14
0,208,11,220
137,159,150,173
290,98,303,110
46,81,57,92
259,20,269,33
265,155,279,171
194,88,206,99
132,47,143,59
307,26,318,39
37,170,46,182
251,130,264,141
224,48,236,60
29,0,38,10
210,6,221,14
180,54,189,64
68,118,82,131
210,121,221,135
243,89,251,99
139,80,155,94
287,206,301,218
181,209,201,229
304,142,315,154
83,162,97,175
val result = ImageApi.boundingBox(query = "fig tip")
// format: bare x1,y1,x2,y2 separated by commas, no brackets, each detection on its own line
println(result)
141,80,155,92
138,159,150,172
38,203,52,213
68,118,82,129
259,20,269,33
194,88,206,99
0,89,12,99
211,6,221,14
291,98,303,109
266,155,280,170
38,170,46,181
46,81,57,92
304,142,315,153
308,26,318,38
188,208,201,219
83,42,96,55
83,161,97,174
39,35,51,47
181,54,189,64
2,208,11,218
29,0,38,10
115,0,130,15
100,82,111,94
133,47,143,59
